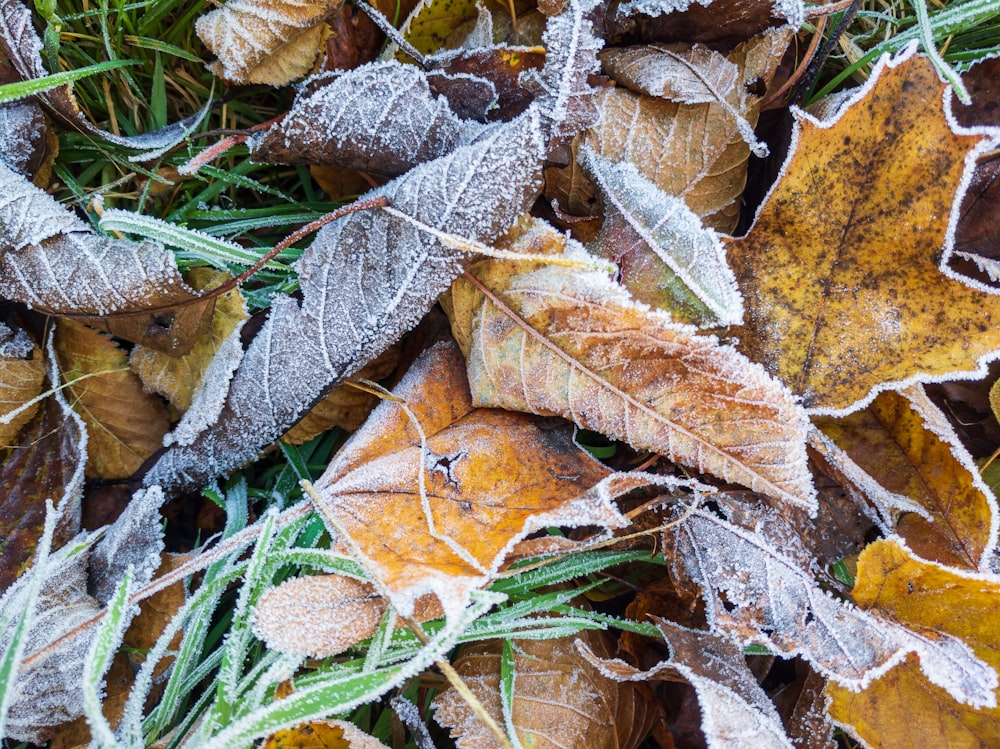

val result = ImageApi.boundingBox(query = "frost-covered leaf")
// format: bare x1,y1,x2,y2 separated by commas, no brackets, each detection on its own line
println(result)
55,320,169,479
0,321,44,446
814,386,999,570
433,630,653,749
446,220,815,508
396,0,481,56
668,506,998,706
263,718,390,749
0,162,214,354
282,344,399,442
310,339,630,621
728,50,1000,414
196,0,343,85
253,573,443,657
580,145,743,326
0,92,49,181
248,61,489,177
578,619,795,749
130,268,248,413
144,108,546,493
609,0,804,44
828,539,1000,749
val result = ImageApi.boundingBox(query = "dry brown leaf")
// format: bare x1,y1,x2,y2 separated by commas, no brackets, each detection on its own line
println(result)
827,539,1000,749
434,629,652,749
196,0,343,85
728,50,1000,414
130,267,248,413
0,321,45,446
311,338,630,619
814,386,998,570
56,319,170,479
446,219,815,508
253,573,443,657
282,345,400,443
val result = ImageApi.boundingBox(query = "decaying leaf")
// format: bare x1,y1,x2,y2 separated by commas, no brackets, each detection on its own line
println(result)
607,0,804,46
248,61,490,176
130,267,249,413
433,629,652,749
578,618,795,749
814,386,999,570
253,573,443,657
827,539,1000,749
310,339,629,620
144,107,546,493
668,505,997,707
282,345,399,443
728,49,1000,414
580,145,743,326
0,321,44,446
446,220,815,508
196,0,343,85
55,320,170,479
0,162,214,354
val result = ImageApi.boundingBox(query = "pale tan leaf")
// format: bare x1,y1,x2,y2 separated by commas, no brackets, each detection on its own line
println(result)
446,222,815,508
56,320,170,479
600,43,740,105
282,344,399,443
433,630,653,749
0,321,44,446
196,0,343,85
130,267,248,413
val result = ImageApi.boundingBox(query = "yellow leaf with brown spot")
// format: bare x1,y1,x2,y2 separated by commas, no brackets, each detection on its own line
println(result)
827,539,1000,748
727,50,1000,413
130,268,248,413
814,386,998,570
56,319,169,478
263,719,388,748
311,337,630,619
0,323,44,446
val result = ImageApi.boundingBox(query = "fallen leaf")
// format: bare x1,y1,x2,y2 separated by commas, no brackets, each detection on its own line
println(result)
433,629,653,749
55,319,170,479
0,162,213,354
397,0,481,56
814,386,999,570
282,345,400,443
727,49,1000,414
827,539,1000,749
0,321,45,446
310,338,629,620
668,505,997,707
253,573,444,657
196,0,343,85
580,145,744,326
435,46,546,121
130,267,249,413
774,666,835,749
446,220,815,508
263,720,389,749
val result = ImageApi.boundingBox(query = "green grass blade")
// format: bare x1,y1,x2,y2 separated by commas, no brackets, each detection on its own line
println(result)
0,58,137,104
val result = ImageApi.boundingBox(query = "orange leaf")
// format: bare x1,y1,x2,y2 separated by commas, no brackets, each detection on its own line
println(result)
56,319,169,478
814,386,998,570
827,539,1000,748
727,50,1000,413
311,338,629,619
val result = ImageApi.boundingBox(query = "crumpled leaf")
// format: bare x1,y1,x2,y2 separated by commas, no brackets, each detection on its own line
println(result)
446,220,815,508
668,505,998,707
253,573,444,657
580,145,743,326
814,386,999,570
0,162,214,354
577,618,795,749
196,0,343,85
309,338,630,620
143,106,546,493
130,268,249,413
282,344,399,443
248,61,489,177
433,629,653,749
727,49,1000,414
0,321,44,445
55,320,170,479
828,539,1000,749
